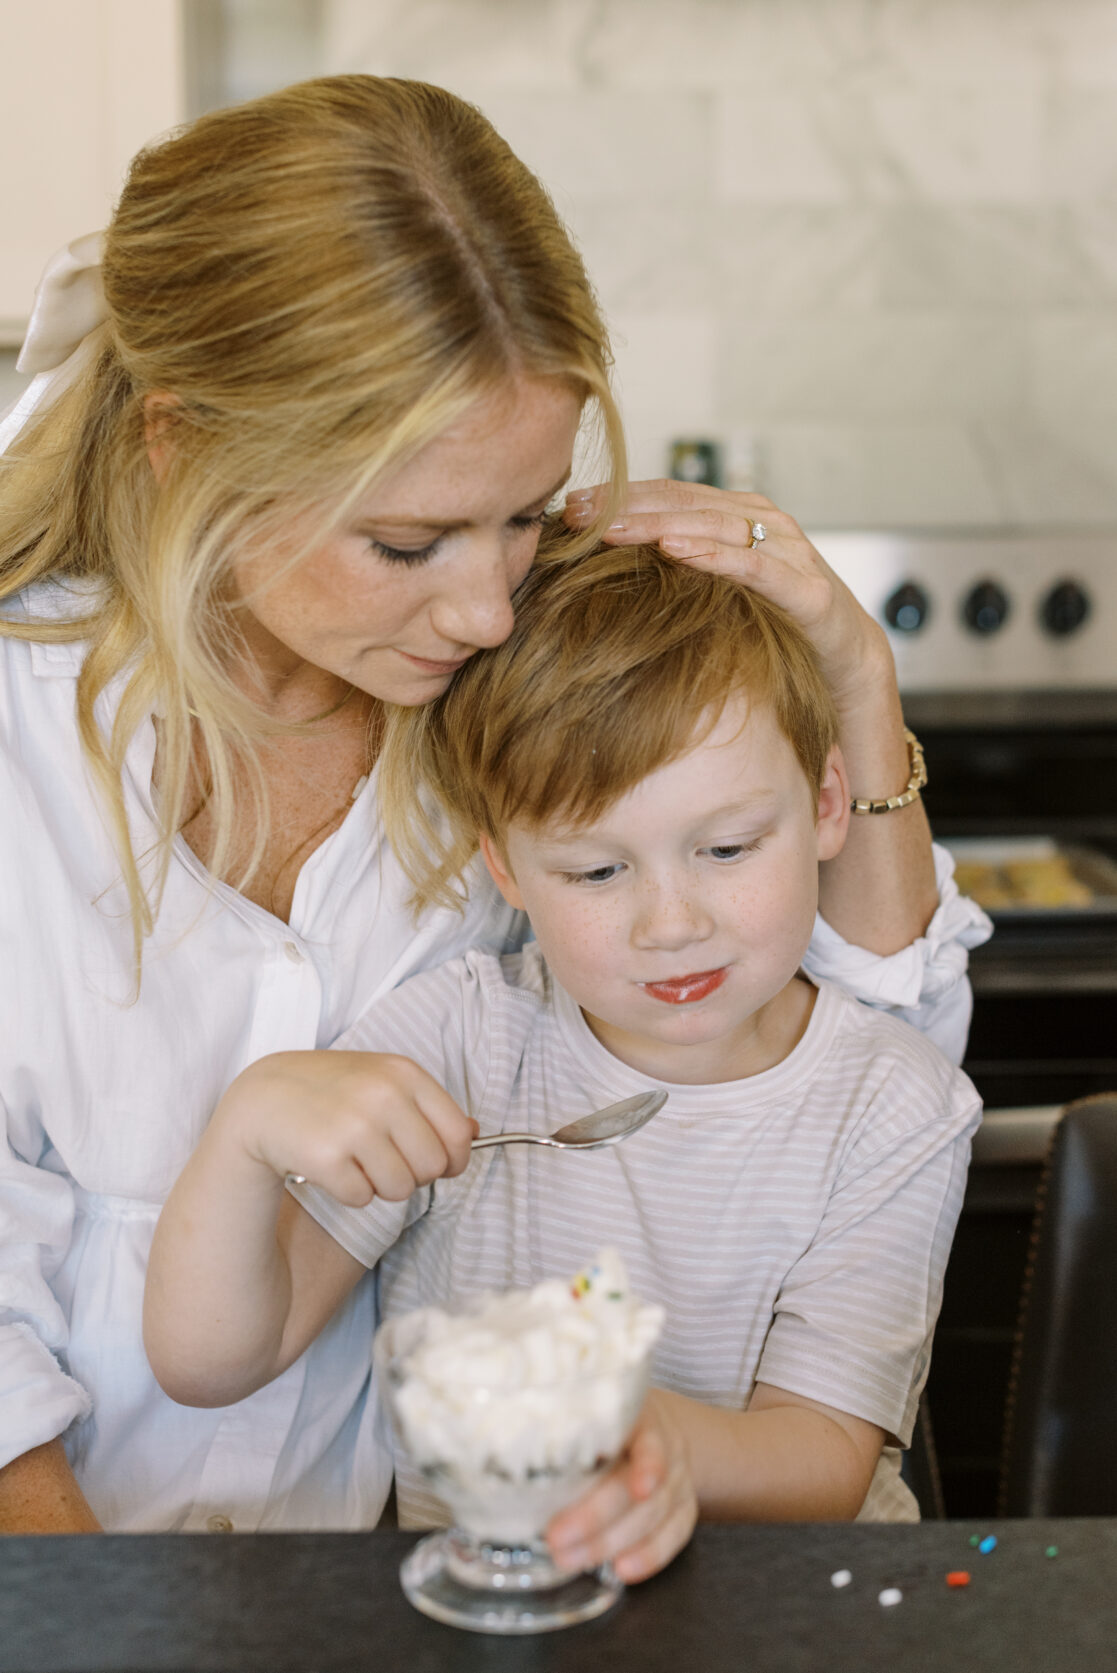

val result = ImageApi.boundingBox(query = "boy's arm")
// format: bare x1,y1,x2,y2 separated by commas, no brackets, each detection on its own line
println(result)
664,1382,884,1520
546,1384,883,1582
144,1118,366,1408
549,1051,981,1580
144,1050,475,1407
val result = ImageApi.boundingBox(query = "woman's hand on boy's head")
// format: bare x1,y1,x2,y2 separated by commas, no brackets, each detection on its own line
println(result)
214,1050,477,1206
544,1388,697,1584
564,480,893,715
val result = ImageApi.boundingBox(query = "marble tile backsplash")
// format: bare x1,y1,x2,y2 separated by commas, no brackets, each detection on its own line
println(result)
317,0,1117,529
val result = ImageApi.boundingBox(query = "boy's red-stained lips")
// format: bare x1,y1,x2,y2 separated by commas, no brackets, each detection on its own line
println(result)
638,968,729,1005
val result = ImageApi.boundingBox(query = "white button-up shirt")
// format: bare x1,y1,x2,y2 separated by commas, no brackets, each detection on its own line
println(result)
0,581,991,1531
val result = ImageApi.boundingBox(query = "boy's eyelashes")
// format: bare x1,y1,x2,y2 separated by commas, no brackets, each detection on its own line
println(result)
705,840,763,862
558,862,624,887
365,506,555,566
554,838,766,886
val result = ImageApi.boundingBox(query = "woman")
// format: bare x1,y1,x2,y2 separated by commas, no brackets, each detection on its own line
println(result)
0,76,988,1534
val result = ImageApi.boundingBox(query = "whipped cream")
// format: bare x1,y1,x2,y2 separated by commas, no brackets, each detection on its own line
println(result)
382,1250,663,1544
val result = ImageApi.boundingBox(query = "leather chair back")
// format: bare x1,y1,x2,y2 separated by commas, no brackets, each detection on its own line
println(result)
1000,1094,1117,1515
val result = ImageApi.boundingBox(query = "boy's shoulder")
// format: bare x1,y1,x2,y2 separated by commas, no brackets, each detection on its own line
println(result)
333,945,555,1120
814,978,982,1137
823,977,962,1066
394,939,551,1008
340,942,552,1053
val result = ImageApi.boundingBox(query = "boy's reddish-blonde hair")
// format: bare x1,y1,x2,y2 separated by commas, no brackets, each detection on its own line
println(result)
381,538,838,912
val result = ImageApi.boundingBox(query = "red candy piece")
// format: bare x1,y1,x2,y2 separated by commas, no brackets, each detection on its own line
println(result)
946,1571,971,1588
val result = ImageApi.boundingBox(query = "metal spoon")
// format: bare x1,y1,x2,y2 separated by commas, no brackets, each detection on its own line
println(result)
470,1089,667,1151
287,1091,668,1184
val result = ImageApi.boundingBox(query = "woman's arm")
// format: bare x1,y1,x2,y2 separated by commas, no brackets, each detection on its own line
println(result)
0,1439,102,1534
813,649,938,952
0,1096,97,1530
144,1050,476,1406
565,482,938,953
545,1382,883,1582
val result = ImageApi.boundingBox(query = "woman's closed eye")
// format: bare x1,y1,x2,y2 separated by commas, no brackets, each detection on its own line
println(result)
367,535,443,566
368,508,553,567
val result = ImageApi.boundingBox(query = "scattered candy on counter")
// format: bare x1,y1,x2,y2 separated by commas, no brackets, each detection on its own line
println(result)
824,1533,1065,1611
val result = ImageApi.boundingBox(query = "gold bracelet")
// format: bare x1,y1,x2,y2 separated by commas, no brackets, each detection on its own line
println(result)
850,728,927,815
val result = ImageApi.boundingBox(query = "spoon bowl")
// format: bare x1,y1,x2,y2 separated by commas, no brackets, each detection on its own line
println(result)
471,1089,667,1152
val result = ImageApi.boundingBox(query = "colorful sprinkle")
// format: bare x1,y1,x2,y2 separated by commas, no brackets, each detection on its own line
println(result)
571,1263,604,1300
946,1571,971,1588
1046,1546,1059,1559
978,1535,997,1555
830,1569,852,1589
878,1588,903,1608
969,1535,980,1548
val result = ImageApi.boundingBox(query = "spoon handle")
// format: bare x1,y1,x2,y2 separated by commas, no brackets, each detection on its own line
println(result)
471,1131,551,1150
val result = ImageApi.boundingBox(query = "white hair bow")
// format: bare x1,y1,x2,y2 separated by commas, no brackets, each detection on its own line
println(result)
0,231,108,455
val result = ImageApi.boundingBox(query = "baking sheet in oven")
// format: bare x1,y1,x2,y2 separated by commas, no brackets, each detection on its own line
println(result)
944,836,1117,917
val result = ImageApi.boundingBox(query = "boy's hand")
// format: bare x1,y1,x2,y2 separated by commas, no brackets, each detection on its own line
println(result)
544,1389,698,1583
214,1051,477,1205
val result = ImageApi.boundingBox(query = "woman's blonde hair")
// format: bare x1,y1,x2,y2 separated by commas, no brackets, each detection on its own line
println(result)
381,540,838,913
0,75,624,966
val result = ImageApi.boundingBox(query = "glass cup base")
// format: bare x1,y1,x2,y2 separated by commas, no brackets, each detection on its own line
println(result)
399,1529,624,1635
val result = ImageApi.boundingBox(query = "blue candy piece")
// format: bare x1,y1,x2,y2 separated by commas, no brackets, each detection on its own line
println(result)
978,1535,997,1554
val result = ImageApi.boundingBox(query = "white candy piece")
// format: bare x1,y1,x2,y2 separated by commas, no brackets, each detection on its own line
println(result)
878,1588,903,1607
830,1569,852,1589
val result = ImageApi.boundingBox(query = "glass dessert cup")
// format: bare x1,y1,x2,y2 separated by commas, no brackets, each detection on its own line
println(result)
375,1313,652,1635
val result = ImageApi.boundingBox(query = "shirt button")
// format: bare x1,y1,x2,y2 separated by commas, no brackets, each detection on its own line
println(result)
283,941,303,964
206,1513,234,1533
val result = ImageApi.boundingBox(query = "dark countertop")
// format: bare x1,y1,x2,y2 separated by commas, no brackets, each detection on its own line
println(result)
2,1521,1114,1673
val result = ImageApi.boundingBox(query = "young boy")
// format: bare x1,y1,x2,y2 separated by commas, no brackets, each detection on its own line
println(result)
144,544,980,1581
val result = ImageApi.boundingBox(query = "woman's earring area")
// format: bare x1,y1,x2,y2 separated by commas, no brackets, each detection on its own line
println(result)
142,390,183,484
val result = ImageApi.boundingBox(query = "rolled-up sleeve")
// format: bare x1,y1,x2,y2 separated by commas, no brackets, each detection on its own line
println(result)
802,842,993,1065
0,1100,91,1469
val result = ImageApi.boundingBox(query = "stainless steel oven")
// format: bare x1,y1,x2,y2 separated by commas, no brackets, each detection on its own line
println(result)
819,532,1117,1516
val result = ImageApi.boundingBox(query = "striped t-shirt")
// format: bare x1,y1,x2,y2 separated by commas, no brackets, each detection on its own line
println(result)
293,946,981,1524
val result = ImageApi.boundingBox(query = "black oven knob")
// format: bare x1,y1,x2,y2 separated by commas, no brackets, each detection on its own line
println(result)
883,582,930,634
962,580,1010,636
1040,579,1091,638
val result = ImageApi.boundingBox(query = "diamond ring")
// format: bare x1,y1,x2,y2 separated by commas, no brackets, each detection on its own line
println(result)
746,520,767,549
